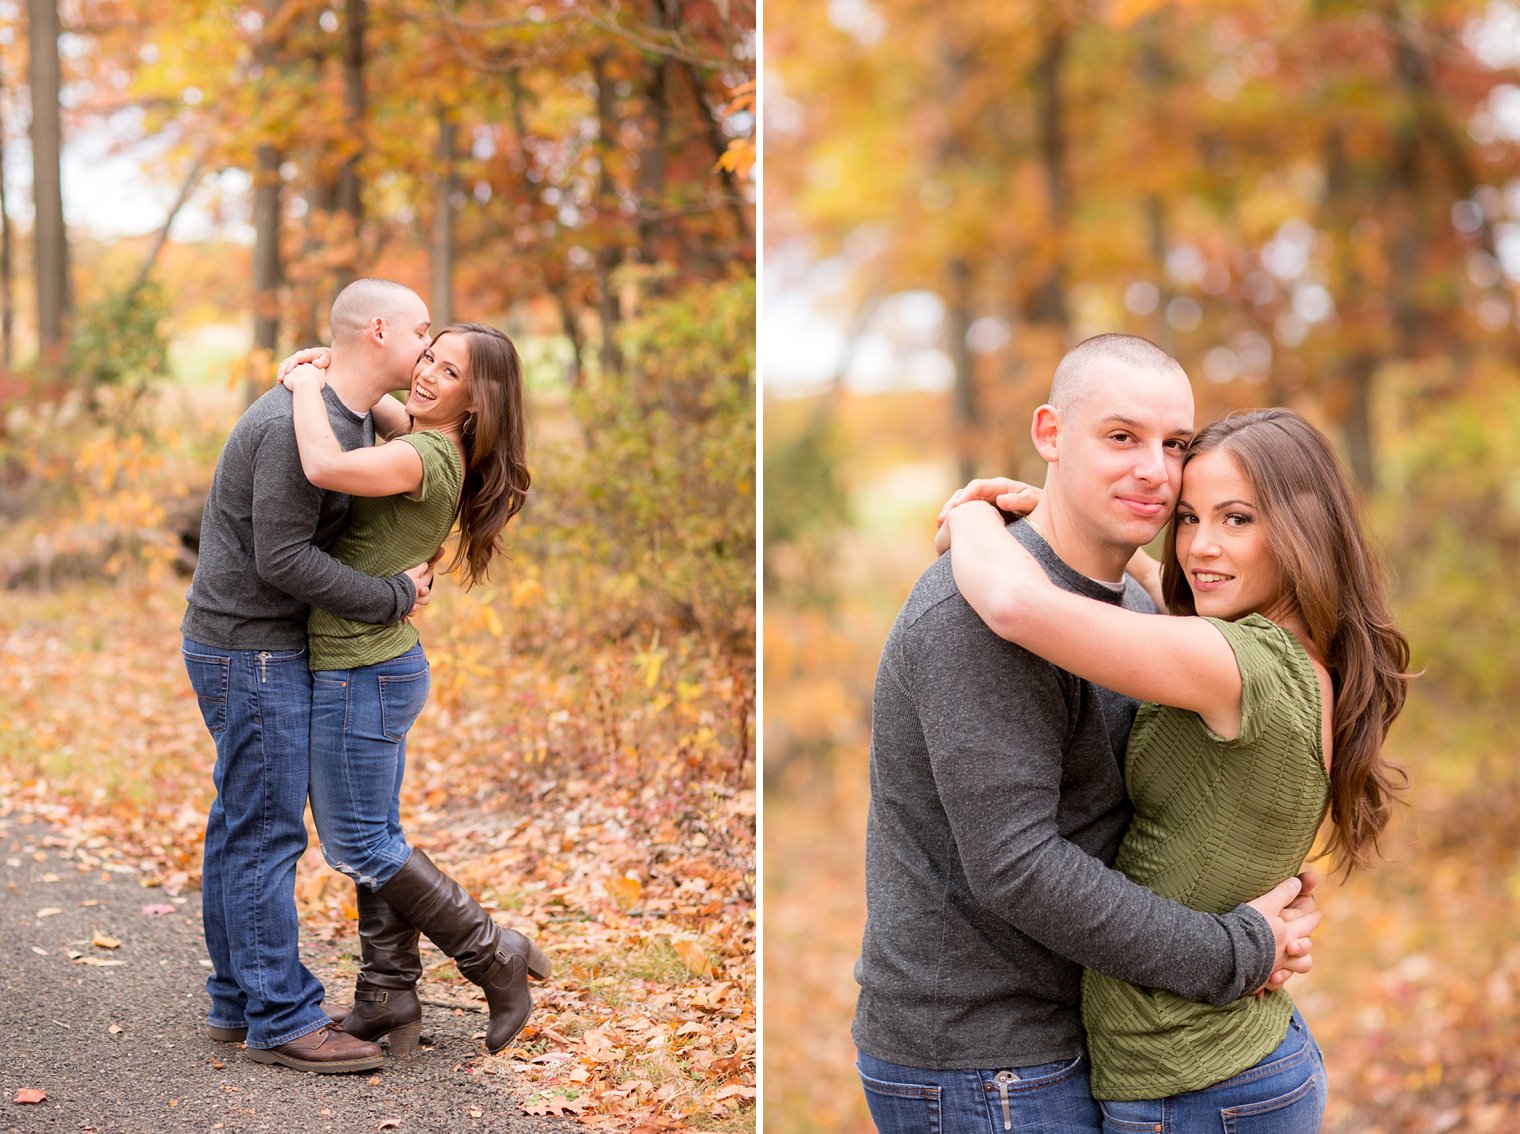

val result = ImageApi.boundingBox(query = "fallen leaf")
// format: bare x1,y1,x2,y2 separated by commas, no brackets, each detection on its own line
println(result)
109,1024,124,1035
13,1089,46,1104
141,904,176,916
672,938,714,977
92,931,121,950
711,1084,756,1101
376,1120,401,1130
606,873,642,909
36,907,63,919
30,946,48,956
72,957,125,967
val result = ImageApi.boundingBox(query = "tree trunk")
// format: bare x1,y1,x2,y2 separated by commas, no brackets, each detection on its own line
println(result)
1343,353,1376,493
638,13,672,274
1030,16,1070,330
553,285,585,388
335,0,366,290
431,114,457,327
28,0,71,376
948,257,978,484
0,60,13,374
249,143,283,404
591,50,623,380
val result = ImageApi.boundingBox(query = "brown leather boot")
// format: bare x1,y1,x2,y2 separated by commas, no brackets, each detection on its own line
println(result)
375,849,552,1053
244,1024,384,1073
330,885,424,1055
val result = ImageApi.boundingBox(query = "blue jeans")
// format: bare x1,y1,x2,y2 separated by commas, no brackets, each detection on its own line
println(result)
857,1049,1101,1133
182,639,331,1048
307,644,431,891
1099,1010,1326,1134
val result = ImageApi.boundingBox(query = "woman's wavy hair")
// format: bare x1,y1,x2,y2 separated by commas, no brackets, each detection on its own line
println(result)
1159,408,1412,875
433,323,530,587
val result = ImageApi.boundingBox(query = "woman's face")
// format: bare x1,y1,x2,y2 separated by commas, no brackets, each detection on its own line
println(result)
1173,448,1288,622
405,332,473,425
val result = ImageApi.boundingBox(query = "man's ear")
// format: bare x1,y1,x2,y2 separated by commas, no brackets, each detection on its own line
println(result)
1031,404,1061,462
367,316,386,346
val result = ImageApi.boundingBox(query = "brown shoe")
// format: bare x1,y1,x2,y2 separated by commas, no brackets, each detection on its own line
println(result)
245,1024,384,1073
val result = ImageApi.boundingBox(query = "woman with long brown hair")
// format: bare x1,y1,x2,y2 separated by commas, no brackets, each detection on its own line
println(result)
278,322,548,1060
939,408,1410,1132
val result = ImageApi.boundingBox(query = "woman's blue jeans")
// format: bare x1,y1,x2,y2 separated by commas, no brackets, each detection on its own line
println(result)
182,639,332,1048
857,1049,1103,1133
307,643,431,892
1098,1010,1327,1134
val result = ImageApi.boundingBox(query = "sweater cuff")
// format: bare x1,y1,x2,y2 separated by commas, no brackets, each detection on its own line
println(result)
1222,903,1277,1004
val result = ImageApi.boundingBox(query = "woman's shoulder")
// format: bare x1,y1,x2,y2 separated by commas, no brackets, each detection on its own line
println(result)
1202,613,1323,741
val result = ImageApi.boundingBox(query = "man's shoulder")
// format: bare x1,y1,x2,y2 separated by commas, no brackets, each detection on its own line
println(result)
228,386,294,441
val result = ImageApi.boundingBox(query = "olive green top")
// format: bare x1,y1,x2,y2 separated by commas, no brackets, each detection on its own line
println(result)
1082,613,1330,1100
307,430,464,671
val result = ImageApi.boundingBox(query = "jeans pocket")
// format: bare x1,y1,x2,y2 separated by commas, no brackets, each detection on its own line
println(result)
183,650,230,736
378,668,430,741
857,1064,941,1134
1101,1098,1165,1133
1222,1069,1322,1134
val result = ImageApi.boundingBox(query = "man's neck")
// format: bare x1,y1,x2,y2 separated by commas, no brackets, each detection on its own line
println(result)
323,354,390,415
1025,500,1134,584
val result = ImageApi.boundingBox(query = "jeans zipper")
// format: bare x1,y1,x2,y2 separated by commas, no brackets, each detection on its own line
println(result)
992,1070,1017,1130
257,651,271,683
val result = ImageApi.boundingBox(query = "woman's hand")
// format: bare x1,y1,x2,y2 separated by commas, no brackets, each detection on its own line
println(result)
276,347,332,385
934,477,1042,554
283,362,328,396
935,476,1041,525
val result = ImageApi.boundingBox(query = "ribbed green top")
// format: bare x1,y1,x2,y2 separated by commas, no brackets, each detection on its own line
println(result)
1083,613,1329,1100
307,430,463,671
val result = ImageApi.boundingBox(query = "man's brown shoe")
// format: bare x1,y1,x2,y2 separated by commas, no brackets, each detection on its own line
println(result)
245,1025,384,1073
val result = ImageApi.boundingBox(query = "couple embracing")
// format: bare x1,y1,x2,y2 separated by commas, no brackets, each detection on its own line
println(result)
855,334,1411,1131
181,279,549,1073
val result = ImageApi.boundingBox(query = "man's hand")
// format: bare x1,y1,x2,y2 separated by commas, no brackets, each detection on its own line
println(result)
1247,874,1321,996
404,559,435,615
276,346,332,384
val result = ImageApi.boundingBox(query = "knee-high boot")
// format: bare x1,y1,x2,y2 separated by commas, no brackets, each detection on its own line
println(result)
375,849,552,1054
335,884,425,1055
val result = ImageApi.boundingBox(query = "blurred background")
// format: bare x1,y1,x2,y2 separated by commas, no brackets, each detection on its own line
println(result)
763,2,1520,1132
1,2,755,1126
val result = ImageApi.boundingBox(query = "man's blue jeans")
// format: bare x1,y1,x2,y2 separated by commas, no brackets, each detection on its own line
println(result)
857,1049,1102,1133
307,643,431,892
183,639,331,1049
1098,1009,1326,1134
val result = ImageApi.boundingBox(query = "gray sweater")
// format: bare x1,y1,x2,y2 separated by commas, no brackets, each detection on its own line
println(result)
180,384,415,650
852,521,1276,1071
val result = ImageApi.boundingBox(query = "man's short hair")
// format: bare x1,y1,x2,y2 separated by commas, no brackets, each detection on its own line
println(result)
1049,334,1186,413
329,278,420,344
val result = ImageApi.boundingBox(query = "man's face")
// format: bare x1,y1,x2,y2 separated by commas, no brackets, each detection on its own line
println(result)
1051,363,1195,552
382,292,433,383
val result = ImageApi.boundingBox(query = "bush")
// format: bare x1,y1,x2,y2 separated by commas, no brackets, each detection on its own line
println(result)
535,270,756,655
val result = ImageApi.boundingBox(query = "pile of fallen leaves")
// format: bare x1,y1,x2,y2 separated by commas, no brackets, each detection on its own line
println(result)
0,571,755,1131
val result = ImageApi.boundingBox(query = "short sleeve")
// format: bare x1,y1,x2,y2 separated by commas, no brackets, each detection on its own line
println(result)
397,431,463,506
1200,614,1322,757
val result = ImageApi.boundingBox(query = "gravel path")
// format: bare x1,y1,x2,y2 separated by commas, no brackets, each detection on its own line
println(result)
0,812,578,1134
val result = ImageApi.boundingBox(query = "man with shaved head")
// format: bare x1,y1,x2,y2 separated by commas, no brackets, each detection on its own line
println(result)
851,334,1318,1132
182,279,435,1073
